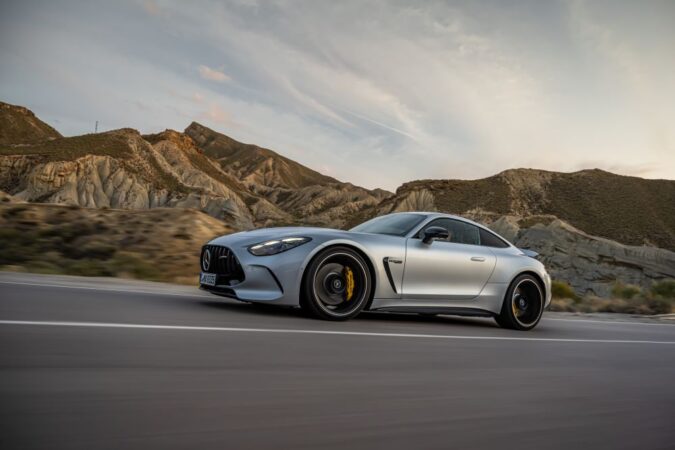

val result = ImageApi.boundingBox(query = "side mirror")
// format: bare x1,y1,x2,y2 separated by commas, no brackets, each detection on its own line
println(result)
422,226,449,244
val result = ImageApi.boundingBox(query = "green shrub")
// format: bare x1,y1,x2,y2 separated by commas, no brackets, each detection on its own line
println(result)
57,222,98,242
646,296,673,315
551,280,579,302
611,282,641,300
0,229,41,264
651,279,675,299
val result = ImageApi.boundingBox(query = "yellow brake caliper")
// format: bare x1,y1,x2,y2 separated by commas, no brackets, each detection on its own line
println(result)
344,267,355,301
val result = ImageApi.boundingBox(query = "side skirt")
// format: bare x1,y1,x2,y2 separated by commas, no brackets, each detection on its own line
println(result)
370,306,495,317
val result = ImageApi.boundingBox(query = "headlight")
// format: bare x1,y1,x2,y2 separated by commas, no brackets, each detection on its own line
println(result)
248,237,312,256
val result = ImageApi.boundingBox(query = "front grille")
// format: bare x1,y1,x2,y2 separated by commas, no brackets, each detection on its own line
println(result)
201,245,245,284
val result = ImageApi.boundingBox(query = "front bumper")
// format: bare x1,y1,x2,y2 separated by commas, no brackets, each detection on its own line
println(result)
544,271,552,308
199,243,309,306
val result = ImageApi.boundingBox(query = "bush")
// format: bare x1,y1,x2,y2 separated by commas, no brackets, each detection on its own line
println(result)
651,279,675,299
551,280,578,301
611,282,642,300
646,296,672,315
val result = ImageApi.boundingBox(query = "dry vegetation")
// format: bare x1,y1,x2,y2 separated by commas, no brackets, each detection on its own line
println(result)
0,101,62,145
0,203,231,284
0,131,135,159
549,279,675,315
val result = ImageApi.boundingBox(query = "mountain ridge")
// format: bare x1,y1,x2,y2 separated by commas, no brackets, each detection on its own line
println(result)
375,167,675,250
1,101,62,145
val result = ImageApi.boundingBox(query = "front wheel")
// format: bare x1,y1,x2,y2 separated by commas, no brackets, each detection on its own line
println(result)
301,246,372,321
495,274,544,331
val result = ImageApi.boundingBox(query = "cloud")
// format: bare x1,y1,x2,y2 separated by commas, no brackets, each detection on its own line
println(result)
338,107,419,142
198,65,231,83
1,0,673,190
142,0,161,16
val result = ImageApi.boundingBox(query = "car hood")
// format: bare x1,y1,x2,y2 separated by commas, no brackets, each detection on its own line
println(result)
209,226,353,247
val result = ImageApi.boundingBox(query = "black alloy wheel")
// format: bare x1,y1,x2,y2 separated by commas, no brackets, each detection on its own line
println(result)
301,246,372,321
495,274,544,331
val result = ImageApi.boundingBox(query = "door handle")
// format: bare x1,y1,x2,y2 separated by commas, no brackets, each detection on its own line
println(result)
471,256,486,262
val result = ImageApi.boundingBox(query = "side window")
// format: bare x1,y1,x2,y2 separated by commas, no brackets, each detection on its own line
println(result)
479,228,510,248
419,219,480,245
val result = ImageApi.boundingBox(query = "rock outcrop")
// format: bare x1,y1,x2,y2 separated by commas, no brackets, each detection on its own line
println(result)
487,216,675,296
0,129,257,229
184,121,391,228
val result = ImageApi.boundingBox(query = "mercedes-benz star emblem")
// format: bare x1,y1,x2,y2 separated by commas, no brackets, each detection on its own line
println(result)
202,249,211,271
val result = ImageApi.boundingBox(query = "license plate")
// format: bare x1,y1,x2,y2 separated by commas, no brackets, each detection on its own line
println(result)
200,272,217,286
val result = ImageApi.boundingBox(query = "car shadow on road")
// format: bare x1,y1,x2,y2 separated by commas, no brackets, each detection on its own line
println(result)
198,299,499,329
359,311,498,329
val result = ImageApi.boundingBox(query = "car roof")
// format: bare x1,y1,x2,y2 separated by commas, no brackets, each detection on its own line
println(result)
386,211,490,230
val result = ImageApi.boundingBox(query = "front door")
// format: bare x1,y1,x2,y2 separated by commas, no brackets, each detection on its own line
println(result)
402,218,496,300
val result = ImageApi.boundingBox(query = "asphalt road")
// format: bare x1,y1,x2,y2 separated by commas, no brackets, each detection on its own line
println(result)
1,273,674,450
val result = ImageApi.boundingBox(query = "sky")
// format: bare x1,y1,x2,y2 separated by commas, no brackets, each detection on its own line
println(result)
1,0,673,190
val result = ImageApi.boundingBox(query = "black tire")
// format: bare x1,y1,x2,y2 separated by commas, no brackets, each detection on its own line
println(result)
301,246,372,321
495,274,544,331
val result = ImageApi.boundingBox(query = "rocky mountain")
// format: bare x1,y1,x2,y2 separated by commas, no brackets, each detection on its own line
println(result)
0,127,258,228
184,122,390,227
0,100,673,297
185,121,339,189
373,168,675,250
1,101,62,144
0,102,388,229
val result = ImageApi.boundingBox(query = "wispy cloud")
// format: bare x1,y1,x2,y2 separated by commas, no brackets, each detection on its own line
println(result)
338,107,420,142
198,65,231,83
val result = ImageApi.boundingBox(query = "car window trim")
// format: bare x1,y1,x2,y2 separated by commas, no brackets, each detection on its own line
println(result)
478,227,511,248
411,217,482,246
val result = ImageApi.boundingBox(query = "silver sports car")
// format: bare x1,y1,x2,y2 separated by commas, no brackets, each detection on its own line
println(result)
199,212,551,330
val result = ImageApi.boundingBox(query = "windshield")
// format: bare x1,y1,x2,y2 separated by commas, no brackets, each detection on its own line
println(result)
350,214,427,237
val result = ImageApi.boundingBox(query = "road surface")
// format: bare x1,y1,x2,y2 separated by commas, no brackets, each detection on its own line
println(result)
1,273,674,449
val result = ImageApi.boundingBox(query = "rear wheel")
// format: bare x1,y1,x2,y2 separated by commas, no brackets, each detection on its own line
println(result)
301,246,372,321
495,274,544,331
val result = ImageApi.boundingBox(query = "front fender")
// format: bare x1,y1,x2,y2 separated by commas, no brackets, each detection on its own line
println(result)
295,238,401,301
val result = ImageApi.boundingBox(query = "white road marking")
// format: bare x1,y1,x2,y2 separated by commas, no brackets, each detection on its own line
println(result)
1,320,674,345
542,317,674,327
